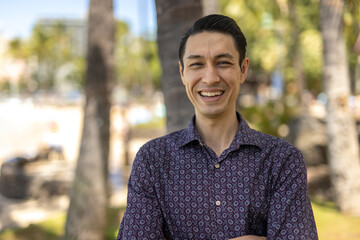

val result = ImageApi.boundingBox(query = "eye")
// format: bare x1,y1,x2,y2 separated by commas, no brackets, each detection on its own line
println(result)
189,62,204,68
217,61,231,66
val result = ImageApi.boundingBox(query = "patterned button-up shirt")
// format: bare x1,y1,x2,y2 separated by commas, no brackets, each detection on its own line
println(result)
117,113,318,240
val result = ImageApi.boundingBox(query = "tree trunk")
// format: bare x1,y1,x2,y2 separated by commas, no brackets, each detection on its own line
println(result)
288,0,306,110
155,0,202,133
320,0,360,215
202,0,220,15
64,0,115,238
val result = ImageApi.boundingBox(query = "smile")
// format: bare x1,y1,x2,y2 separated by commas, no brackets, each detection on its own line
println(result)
199,91,224,97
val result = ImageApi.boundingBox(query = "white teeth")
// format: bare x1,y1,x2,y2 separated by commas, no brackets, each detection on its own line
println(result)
200,91,223,97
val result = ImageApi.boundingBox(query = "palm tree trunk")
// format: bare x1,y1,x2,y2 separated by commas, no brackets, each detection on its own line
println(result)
320,0,360,215
288,0,306,110
64,0,115,238
155,0,202,133
202,0,220,15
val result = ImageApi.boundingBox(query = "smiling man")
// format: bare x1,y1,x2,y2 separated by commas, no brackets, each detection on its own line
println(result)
117,14,318,240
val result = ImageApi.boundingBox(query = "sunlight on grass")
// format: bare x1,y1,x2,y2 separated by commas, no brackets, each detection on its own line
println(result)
0,214,65,240
312,200,360,240
0,207,125,240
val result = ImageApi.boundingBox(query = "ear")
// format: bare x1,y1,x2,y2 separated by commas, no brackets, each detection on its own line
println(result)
179,61,186,85
240,58,249,84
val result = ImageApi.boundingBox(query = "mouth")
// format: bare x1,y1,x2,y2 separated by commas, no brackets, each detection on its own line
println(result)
199,90,224,97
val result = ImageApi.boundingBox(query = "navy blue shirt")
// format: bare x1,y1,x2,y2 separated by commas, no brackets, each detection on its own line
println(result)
117,113,318,240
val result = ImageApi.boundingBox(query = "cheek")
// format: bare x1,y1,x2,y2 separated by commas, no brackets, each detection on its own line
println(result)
183,72,200,89
219,71,240,86
182,78,196,98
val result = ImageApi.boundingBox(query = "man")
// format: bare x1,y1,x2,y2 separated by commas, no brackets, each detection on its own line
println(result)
117,14,318,240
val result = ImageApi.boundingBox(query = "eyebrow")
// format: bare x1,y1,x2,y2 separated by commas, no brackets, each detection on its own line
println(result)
186,53,234,60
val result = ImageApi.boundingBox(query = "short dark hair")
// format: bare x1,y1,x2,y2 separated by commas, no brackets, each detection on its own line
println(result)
178,14,247,68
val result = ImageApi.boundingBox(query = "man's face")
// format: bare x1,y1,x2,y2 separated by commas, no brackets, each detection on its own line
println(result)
179,31,249,120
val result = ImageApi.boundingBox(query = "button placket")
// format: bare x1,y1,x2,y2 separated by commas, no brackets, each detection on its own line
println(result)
214,162,223,209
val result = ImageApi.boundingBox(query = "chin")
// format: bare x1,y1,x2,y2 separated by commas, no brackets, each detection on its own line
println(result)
198,109,225,119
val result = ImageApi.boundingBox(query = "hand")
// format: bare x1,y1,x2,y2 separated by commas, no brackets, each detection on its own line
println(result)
229,235,266,240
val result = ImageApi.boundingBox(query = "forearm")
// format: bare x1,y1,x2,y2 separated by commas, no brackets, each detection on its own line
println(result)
229,236,266,240
164,236,265,240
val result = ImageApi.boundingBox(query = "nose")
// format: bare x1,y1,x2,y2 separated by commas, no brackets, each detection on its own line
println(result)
202,65,220,85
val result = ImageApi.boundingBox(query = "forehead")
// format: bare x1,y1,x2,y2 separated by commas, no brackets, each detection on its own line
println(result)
184,31,239,60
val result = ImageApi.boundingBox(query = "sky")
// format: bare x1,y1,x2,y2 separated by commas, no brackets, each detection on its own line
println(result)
0,0,157,40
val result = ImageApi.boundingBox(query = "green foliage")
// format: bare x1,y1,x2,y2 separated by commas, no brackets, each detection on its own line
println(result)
28,21,78,89
7,38,30,59
0,80,11,93
105,207,126,240
220,0,326,96
115,20,161,93
6,20,86,92
133,116,165,130
344,0,360,94
300,29,323,92
68,56,86,88
238,97,299,137
6,18,161,95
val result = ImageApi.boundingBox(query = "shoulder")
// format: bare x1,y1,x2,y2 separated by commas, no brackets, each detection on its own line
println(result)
246,128,305,174
250,127,300,154
137,128,187,155
253,130,307,179
132,129,187,173
238,114,300,156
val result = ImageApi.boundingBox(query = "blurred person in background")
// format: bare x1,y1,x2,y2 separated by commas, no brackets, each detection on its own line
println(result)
117,14,318,240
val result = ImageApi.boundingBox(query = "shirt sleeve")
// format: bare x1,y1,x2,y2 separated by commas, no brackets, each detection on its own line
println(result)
266,146,318,240
116,145,164,240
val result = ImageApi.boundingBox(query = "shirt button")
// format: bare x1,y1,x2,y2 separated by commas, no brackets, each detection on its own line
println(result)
214,163,220,169
216,201,221,206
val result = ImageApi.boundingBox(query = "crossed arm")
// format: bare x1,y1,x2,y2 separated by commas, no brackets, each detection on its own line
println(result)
230,236,266,240
164,236,265,240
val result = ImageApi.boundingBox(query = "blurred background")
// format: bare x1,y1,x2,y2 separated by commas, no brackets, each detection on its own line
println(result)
0,0,359,239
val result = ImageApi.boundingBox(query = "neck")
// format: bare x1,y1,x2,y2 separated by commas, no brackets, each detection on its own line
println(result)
195,111,238,157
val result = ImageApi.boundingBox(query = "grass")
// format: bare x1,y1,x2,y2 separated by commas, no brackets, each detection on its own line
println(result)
0,202,359,239
312,200,360,240
133,117,165,130
0,207,125,240
0,214,65,240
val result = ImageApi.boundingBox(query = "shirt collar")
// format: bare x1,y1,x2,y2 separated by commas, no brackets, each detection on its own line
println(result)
178,112,263,149
178,115,202,147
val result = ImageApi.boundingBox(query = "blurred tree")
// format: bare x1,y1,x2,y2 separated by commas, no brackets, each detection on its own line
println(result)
64,0,115,238
7,38,30,58
6,21,86,92
155,0,202,133
5,38,31,93
115,21,161,97
29,22,74,89
343,0,360,93
219,0,325,136
288,0,305,108
320,0,360,215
